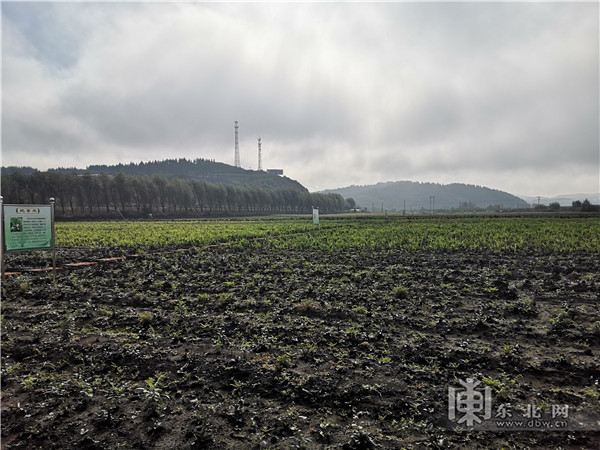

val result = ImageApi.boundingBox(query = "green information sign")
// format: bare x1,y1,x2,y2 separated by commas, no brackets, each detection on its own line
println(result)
3,205,52,253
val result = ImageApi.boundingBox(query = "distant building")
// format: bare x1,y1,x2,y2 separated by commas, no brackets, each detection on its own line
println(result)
267,169,284,176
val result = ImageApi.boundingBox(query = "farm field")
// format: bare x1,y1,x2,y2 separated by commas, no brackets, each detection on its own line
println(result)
2,216,600,449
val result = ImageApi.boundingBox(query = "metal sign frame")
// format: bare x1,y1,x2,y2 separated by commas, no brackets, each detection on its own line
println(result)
1,198,56,278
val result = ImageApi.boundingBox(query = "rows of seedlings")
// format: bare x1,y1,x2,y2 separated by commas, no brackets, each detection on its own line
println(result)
2,239,599,448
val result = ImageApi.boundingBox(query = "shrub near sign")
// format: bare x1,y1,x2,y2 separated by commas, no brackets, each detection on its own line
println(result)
2,205,52,252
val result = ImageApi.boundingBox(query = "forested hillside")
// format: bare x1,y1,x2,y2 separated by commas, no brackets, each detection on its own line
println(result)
323,181,530,211
39,158,307,192
1,168,349,218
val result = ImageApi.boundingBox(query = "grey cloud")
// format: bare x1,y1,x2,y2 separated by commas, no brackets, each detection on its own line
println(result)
1,2,597,196
48,3,362,152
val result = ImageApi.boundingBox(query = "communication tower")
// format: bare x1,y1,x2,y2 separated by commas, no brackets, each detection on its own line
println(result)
257,137,263,171
234,121,240,168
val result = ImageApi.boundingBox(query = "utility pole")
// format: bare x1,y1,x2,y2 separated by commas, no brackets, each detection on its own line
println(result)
234,121,240,168
257,137,262,171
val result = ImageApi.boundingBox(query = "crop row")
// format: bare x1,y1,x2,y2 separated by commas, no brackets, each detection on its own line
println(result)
54,217,599,253
254,217,600,253
55,218,322,249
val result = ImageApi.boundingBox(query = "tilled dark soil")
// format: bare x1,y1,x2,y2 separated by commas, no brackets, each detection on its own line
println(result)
2,247,599,449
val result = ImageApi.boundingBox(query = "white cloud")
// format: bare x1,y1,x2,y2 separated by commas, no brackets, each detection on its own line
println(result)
2,2,598,196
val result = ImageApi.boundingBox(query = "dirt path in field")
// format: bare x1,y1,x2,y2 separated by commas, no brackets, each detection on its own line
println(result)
2,246,599,449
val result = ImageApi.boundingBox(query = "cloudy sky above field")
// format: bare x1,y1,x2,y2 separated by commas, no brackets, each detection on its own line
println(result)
2,2,598,196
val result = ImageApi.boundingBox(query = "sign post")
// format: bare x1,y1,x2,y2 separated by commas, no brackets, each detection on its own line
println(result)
312,207,319,231
0,196,4,279
2,200,56,277
50,198,56,276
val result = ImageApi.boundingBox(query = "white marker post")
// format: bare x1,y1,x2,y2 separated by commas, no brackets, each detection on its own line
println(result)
312,207,320,231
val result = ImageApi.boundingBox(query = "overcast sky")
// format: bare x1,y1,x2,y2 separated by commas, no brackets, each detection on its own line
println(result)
2,2,598,196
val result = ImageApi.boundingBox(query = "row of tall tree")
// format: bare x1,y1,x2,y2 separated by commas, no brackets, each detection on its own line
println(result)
1,170,353,218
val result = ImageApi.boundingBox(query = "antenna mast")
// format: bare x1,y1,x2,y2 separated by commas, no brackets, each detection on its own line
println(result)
257,137,263,171
234,121,240,168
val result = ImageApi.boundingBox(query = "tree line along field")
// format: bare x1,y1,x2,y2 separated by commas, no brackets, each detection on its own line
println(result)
0,169,351,218
2,216,600,449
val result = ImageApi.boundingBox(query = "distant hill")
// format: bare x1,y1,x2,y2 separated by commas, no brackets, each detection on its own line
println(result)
518,193,600,207
16,158,309,192
1,166,39,175
322,181,530,211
